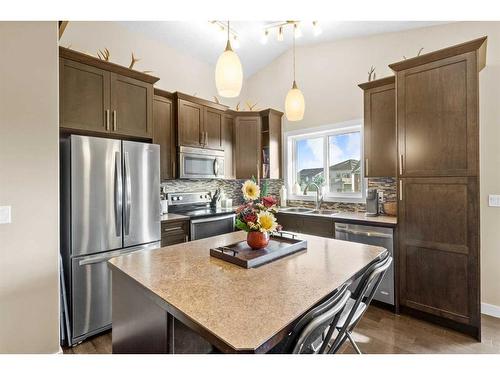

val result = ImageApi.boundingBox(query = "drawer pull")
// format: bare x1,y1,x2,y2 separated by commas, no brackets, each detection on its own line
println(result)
163,226,183,232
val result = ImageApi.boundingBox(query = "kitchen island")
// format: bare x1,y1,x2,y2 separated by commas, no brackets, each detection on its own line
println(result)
108,231,386,353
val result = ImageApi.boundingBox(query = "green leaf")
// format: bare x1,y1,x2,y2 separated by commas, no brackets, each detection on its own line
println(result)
235,218,250,232
260,179,269,198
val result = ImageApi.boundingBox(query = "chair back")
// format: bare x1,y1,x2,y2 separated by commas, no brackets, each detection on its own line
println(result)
328,253,393,353
289,285,351,354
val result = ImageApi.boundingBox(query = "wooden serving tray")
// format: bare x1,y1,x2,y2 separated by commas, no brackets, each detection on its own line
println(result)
210,233,307,269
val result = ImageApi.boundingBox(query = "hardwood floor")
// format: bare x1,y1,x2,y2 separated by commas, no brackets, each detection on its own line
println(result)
63,306,500,354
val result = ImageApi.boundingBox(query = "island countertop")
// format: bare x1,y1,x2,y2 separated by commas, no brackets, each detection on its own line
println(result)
108,231,386,353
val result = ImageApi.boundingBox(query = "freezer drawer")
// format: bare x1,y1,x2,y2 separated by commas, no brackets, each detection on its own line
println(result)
70,242,161,341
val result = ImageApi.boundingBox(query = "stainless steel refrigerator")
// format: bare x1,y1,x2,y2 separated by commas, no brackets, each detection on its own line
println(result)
60,135,161,345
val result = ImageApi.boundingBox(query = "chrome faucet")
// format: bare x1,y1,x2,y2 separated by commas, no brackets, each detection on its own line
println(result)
303,183,323,210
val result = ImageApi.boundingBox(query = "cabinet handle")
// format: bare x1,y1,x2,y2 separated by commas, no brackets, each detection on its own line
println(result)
105,109,110,131
205,131,208,145
113,110,117,131
399,180,403,201
185,235,189,242
199,131,203,145
164,226,183,232
399,154,404,175
365,158,369,176
172,160,176,178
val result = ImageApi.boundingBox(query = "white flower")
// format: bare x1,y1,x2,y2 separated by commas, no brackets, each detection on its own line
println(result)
242,180,260,201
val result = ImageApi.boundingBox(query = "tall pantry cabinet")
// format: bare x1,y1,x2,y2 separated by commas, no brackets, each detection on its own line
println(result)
390,37,487,339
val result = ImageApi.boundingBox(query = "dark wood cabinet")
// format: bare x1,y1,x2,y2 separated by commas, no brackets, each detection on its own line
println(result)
60,58,110,133
233,109,283,180
153,89,175,180
234,114,261,179
398,177,479,328
222,114,235,179
175,93,228,150
178,99,205,147
205,108,224,150
359,76,396,177
59,47,159,140
111,73,153,138
161,219,189,247
275,213,334,239
390,37,486,339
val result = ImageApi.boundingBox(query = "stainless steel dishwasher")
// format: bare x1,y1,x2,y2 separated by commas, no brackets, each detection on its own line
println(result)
335,222,394,305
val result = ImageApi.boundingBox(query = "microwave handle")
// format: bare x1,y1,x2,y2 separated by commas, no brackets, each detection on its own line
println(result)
214,158,219,176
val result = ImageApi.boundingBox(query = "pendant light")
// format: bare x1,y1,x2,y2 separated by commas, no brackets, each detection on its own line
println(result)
215,21,243,98
285,33,305,121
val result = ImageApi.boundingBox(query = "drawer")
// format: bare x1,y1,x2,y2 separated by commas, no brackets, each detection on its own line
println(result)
162,232,189,247
161,220,189,236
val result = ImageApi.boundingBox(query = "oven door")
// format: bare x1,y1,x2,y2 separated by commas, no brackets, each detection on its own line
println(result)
190,214,235,241
179,146,224,179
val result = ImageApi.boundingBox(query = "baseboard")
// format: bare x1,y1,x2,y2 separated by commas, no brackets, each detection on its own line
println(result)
481,302,500,318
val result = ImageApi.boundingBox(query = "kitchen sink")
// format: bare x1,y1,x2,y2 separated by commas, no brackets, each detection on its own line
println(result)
280,207,314,214
310,209,337,215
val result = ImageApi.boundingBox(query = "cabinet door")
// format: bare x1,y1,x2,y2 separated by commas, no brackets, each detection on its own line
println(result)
178,99,204,147
364,83,396,177
222,115,235,179
153,95,175,180
111,73,153,139
235,116,261,179
275,213,303,233
60,58,110,133
205,108,224,150
397,52,478,177
398,177,479,330
301,216,334,238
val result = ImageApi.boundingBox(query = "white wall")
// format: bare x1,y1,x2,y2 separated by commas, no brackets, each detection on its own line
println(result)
0,22,60,353
245,21,500,309
60,21,246,108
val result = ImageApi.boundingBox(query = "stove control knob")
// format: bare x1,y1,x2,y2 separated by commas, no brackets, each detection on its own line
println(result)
178,196,183,201
200,195,203,199
172,197,178,201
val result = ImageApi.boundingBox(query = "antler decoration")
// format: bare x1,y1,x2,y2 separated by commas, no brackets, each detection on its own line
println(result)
213,96,220,104
368,66,376,82
403,47,424,60
129,52,140,69
97,48,110,61
245,101,258,111
236,102,240,111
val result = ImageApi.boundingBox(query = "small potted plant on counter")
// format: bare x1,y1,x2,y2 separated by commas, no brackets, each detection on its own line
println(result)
235,179,282,250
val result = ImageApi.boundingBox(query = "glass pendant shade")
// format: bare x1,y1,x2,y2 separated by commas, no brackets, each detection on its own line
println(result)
285,81,305,121
215,40,243,98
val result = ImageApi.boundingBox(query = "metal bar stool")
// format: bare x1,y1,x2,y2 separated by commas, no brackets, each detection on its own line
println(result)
327,253,393,354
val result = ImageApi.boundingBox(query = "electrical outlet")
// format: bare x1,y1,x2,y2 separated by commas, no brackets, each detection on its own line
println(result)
488,194,500,207
0,206,12,224
378,191,384,203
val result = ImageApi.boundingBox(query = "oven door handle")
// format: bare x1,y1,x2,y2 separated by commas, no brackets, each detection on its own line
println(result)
190,214,235,224
335,227,392,239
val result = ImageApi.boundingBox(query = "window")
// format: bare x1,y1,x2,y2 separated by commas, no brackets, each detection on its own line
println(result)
286,120,364,202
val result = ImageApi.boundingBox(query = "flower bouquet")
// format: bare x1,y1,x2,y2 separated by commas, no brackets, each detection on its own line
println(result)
235,179,282,250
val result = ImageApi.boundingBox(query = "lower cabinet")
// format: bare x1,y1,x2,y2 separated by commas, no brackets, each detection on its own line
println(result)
398,177,480,337
161,219,190,247
275,213,334,239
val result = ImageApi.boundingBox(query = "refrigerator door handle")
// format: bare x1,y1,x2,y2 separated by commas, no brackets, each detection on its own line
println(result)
124,151,132,236
114,151,123,237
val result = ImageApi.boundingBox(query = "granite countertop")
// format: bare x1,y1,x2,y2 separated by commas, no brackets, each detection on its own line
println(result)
108,231,386,352
160,213,190,222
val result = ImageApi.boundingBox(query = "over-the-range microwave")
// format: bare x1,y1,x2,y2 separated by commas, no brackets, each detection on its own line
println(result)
178,146,225,179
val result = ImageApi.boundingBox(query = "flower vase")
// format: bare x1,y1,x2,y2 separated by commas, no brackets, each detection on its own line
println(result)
246,231,270,250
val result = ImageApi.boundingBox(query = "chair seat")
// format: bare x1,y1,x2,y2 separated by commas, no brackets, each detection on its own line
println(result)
336,297,367,329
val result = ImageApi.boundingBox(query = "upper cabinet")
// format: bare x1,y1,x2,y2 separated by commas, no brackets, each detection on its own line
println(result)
59,47,159,140
233,109,284,179
153,89,175,181
359,76,396,178
175,92,227,150
390,37,486,178
222,113,235,179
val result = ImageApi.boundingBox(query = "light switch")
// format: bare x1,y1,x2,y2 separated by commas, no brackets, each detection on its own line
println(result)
0,206,12,224
378,191,384,203
489,195,500,207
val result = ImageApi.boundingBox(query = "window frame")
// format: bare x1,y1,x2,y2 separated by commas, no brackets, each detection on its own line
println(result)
284,119,365,203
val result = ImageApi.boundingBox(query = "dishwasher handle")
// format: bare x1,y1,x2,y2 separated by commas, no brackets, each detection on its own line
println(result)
335,227,393,239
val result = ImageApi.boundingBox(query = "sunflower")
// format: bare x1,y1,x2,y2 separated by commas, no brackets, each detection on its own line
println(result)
257,211,278,233
242,180,260,201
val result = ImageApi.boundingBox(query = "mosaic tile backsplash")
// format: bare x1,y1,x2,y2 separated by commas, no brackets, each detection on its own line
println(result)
161,177,396,213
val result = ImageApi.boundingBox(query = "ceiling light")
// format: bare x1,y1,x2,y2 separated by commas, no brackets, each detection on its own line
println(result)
215,21,243,98
285,34,305,121
294,23,302,38
261,30,269,45
277,26,284,42
312,21,322,36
